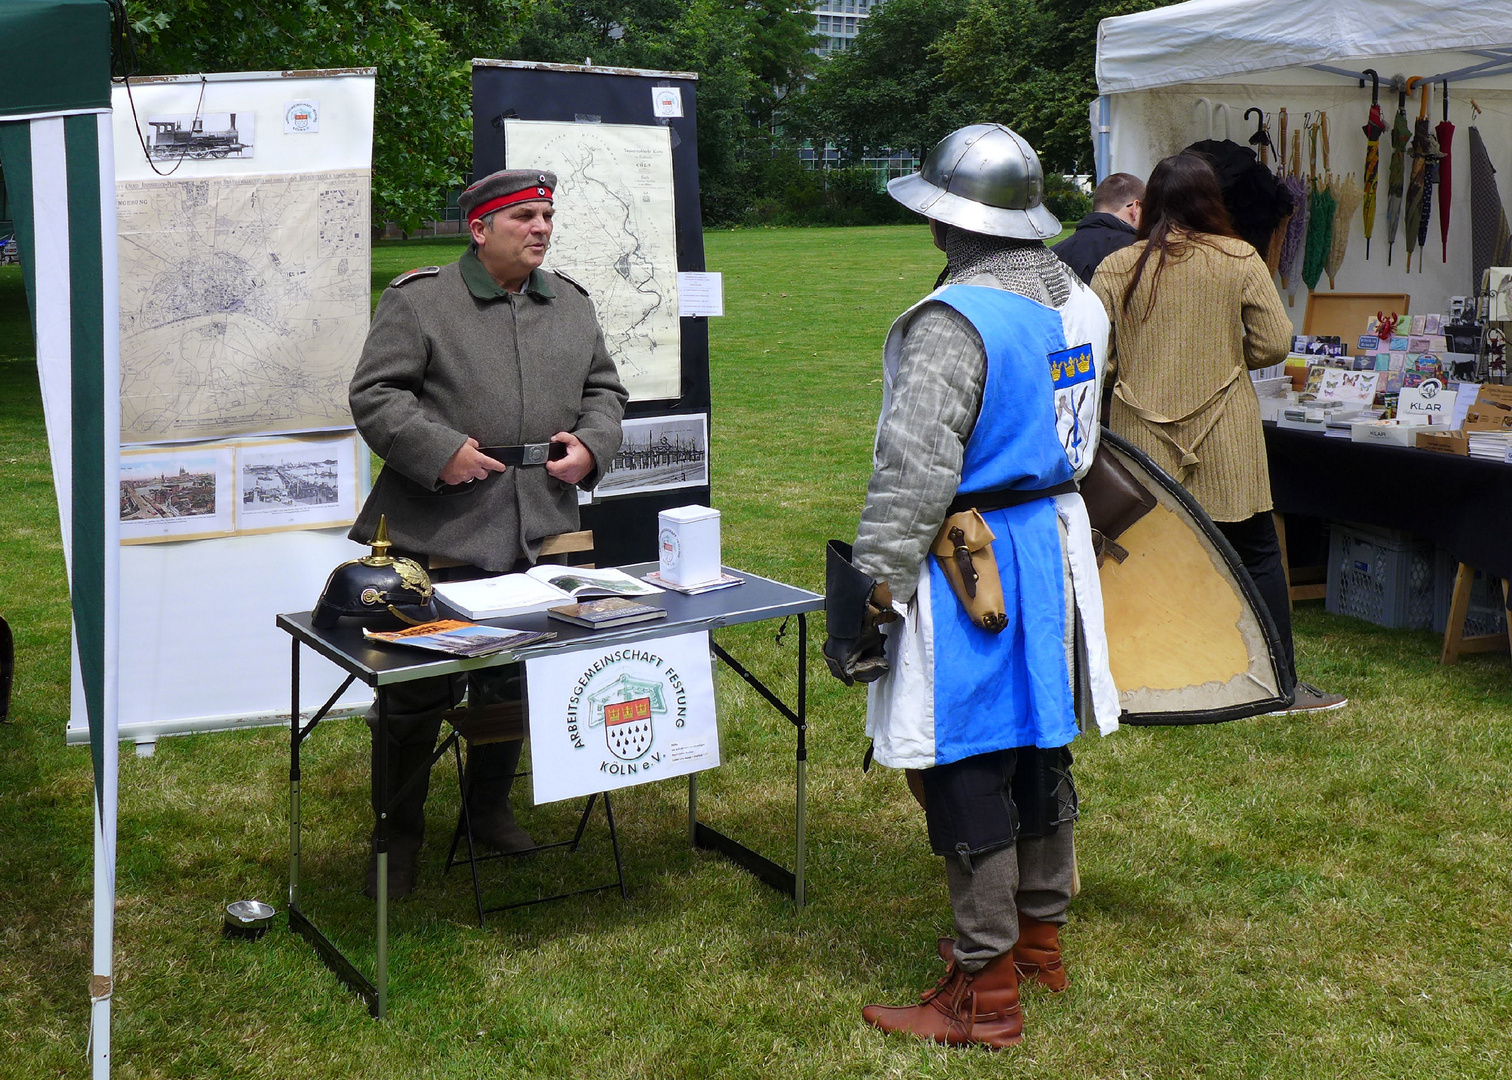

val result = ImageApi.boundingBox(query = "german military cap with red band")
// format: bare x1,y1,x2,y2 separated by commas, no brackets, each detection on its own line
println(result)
459,168,557,225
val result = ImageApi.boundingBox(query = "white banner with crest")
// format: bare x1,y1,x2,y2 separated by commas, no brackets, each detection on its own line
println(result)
525,631,719,804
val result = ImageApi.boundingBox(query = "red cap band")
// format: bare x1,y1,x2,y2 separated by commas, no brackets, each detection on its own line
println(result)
467,185,554,224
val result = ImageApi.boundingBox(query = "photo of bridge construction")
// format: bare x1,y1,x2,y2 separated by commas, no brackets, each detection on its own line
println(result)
598,413,708,497
241,454,340,513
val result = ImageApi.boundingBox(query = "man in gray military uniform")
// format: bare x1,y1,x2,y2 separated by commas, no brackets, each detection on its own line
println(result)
349,168,627,899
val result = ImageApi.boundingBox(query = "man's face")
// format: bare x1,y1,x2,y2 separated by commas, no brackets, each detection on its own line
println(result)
471,200,554,284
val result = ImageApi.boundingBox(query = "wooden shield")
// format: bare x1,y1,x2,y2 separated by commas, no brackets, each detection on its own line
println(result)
1096,431,1293,725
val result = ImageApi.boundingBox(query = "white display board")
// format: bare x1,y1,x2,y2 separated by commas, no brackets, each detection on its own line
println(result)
69,70,378,746
525,631,719,805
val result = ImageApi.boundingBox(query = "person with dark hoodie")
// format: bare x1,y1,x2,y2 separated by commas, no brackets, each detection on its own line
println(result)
1051,172,1144,283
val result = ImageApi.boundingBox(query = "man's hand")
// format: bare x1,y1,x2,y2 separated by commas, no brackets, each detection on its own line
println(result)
546,431,595,486
438,437,508,487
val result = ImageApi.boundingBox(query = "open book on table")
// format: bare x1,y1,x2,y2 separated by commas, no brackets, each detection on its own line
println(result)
434,565,662,620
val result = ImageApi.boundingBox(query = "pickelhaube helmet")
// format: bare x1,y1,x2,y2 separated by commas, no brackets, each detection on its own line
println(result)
312,516,438,629
887,123,1060,240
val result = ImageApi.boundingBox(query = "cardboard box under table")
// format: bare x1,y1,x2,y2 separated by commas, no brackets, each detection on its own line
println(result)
277,562,822,1018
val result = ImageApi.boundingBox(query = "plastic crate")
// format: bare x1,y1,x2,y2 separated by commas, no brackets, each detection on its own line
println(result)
1325,524,1437,629
1433,553,1510,637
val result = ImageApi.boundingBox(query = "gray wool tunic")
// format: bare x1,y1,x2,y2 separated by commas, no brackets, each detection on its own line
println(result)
349,248,627,571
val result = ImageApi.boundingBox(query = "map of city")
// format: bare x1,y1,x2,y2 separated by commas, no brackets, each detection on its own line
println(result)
505,120,681,400
115,170,370,443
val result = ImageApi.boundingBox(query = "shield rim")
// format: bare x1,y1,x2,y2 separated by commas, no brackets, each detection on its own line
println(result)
1099,428,1296,726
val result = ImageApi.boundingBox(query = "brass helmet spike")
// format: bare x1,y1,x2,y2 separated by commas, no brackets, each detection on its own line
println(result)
361,514,395,566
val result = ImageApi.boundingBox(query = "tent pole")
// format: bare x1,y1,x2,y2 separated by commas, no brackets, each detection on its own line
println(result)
1096,95,1112,182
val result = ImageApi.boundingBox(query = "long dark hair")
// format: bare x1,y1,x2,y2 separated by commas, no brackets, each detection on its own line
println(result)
1120,153,1244,318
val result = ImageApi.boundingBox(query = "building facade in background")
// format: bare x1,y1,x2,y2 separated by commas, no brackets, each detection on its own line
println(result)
812,0,879,55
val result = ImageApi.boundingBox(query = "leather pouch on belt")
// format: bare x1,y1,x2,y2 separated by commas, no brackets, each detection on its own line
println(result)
930,509,1008,633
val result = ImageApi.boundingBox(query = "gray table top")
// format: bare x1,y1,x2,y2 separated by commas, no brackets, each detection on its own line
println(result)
277,562,824,686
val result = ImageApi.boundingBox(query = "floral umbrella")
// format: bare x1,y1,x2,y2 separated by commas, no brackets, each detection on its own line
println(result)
1404,78,1440,273
1279,127,1309,304
1386,85,1410,266
1360,69,1385,258
1303,113,1336,292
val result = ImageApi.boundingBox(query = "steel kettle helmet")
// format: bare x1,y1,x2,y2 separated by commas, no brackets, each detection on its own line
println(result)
312,516,438,629
887,123,1060,240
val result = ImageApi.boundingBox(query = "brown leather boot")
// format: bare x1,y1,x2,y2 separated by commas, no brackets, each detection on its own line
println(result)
1013,914,1068,992
862,950,1023,1049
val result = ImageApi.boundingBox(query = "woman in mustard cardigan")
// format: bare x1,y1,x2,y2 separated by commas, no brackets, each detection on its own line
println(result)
1090,153,1345,713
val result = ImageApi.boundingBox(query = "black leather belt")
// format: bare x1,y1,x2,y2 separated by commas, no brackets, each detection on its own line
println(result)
948,479,1078,516
478,442,567,466
420,442,569,497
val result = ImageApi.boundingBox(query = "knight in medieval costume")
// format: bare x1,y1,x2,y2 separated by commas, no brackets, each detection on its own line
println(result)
823,124,1122,1049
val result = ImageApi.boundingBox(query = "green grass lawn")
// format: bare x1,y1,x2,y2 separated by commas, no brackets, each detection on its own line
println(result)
1,228,1510,1078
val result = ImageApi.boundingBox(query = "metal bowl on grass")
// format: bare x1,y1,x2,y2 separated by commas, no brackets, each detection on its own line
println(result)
223,900,276,940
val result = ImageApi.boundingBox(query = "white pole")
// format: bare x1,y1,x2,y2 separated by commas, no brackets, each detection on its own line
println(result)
89,108,122,1080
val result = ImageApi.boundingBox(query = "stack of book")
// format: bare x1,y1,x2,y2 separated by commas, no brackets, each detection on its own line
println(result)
1466,430,1512,462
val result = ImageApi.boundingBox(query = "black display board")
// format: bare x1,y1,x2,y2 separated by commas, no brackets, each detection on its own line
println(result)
472,60,710,568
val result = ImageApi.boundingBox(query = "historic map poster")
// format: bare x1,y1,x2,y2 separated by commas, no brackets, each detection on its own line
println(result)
505,120,681,400
115,170,370,443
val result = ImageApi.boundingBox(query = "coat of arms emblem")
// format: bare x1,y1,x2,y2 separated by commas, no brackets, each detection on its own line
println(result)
587,673,668,761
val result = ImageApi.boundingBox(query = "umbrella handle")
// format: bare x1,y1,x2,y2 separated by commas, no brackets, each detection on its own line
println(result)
1214,102,1231,142
1406,76,1429,119
1193,98,1213,141
1362,68,1380,106
1279,107,1289,171
1442,80,1450,123
1321,112,1330,175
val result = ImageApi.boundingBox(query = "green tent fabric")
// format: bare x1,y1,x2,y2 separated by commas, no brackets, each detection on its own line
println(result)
0,0,111,118
0,2,119,1076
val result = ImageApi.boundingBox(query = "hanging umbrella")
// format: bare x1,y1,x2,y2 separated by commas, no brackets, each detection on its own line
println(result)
1278,107,1289,175
1404,78,1438,273
1279,127,1309,304
1386,85,1409,266
1326,173,1363,287
1303,113,1336,292
1468,105,1512,292
1246,107,1274,168
1436,80,1455,263
1360,69,1385,259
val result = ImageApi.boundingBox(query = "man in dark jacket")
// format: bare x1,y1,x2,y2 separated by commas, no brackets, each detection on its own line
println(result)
349,168,627,899
1050,173,1144,284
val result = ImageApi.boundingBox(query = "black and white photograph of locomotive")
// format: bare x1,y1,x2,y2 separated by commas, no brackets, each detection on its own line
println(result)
146,112,255,160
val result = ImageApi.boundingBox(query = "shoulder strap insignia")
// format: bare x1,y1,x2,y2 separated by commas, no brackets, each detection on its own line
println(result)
551,269,591,296
389,265,441,288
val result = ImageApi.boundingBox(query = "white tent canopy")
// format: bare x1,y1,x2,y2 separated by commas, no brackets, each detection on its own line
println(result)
1098,0,1512,95
1092,0,1512,330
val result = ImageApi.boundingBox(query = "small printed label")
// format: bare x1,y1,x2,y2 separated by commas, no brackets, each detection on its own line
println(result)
284,100,319,134
651,87,683,118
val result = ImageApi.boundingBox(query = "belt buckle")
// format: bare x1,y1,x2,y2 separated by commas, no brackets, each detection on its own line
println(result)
522,442,551,466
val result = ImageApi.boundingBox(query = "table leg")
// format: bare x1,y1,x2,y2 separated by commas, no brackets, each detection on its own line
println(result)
688,774,698,847
795,613,807,910
289,641,301,910
375,688,388,1019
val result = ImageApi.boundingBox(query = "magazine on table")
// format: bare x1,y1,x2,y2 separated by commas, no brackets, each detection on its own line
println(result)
362,620,555,658
435,565,662,620
547,597,669,630
640,570,743,595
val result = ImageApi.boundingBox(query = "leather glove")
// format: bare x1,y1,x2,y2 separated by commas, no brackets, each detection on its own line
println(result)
822,540,899,686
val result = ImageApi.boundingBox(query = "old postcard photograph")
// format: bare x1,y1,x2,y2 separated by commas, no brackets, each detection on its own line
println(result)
119,445,236,544
234,433,359,533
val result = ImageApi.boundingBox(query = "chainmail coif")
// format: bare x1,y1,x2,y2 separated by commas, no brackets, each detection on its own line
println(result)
942,225,1072,308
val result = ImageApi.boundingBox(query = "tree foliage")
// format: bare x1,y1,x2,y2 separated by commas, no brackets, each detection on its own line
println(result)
793,0,1176,174
124,0,817,228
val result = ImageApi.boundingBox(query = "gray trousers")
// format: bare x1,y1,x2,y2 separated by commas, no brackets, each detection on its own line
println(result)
945,826,1076,973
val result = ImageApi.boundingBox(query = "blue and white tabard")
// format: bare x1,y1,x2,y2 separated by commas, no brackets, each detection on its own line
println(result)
866,282,1121,770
